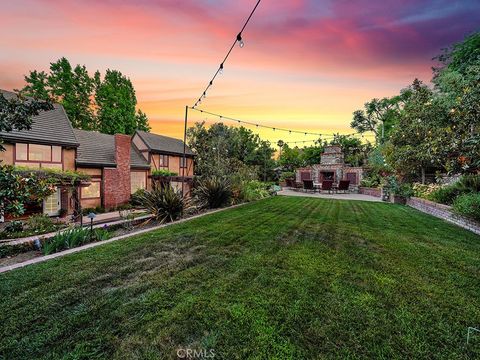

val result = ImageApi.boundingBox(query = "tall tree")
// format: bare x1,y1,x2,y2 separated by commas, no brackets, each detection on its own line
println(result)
23,58,96,130
22,57,151,134
329,134,371,167
187,122,275,180
95,69,139,135
135,109,151,132
384,80,450,183
351,94,409,143
434,31,480,77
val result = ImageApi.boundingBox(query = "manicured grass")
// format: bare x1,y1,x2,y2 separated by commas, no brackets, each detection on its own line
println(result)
1,196,479,359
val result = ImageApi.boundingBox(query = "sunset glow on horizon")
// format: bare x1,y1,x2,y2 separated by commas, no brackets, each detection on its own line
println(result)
1,0,479,145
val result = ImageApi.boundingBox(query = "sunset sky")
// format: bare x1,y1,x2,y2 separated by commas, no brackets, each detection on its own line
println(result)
1,0,479,145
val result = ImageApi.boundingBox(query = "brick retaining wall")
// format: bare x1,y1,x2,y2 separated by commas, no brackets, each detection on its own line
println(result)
407,197,480,235
359,187,382,198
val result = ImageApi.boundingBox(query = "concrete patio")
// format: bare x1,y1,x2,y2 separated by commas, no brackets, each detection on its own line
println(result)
278,188,382,202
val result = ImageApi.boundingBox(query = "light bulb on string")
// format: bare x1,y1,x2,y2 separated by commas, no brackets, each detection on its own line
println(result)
237,33,245,48
219,63,224,75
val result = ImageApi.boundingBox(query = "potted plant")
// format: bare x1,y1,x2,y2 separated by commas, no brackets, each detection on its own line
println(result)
279,171,295,187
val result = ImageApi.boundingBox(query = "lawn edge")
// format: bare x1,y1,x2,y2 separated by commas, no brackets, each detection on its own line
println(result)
0,202,251,274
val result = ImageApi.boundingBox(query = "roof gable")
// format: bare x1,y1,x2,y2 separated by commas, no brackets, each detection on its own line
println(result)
73,129,150,169
135,130,194,156
0,90,79,147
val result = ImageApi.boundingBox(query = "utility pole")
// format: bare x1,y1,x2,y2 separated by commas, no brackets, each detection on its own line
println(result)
182,105,188,198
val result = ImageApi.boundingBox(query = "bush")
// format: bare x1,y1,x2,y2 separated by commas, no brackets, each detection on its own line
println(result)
25,214,56,233
457,174,480,192
137,184,187,223
453,193,480,222
412,183,442,199
131,188,147,207
42,226,110,255
194,176,232,209
4,220,24,234
237,180,271,202
151,169,178,177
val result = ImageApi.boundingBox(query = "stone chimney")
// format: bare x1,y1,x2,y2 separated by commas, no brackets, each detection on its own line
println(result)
103,134,131,209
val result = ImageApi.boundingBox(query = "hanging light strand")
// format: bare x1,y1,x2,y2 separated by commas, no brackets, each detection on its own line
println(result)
189,106,374,139
192,0,262,108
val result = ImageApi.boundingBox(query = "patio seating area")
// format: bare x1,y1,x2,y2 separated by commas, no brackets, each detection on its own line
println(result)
278,187,382,202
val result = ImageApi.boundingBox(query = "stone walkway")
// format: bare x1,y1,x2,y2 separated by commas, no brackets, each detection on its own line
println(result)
278,189,382,202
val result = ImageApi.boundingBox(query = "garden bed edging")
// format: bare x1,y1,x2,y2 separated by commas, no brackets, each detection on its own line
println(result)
407,197,480,235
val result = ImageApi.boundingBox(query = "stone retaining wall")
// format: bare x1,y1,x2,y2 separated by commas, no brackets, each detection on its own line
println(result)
359,187,382,198
407,197,480,235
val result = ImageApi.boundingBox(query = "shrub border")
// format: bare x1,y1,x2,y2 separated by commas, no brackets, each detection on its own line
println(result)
0,202,249,274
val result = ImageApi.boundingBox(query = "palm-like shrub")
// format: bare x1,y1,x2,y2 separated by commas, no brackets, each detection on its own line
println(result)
137,184,187,223
194,176,232,209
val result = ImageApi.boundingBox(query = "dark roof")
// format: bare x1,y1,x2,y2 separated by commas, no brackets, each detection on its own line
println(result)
73,129,150,169
136,130,194,156
0,90,79,147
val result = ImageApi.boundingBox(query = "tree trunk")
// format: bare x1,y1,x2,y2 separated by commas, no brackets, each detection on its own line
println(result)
421,167,426,184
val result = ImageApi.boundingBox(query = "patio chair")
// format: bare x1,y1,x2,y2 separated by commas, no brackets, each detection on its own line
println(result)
321,180,334,194
303,180,315,193
285,179,295,188
337,180,350,193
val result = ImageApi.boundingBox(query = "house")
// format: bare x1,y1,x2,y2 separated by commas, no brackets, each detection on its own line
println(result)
0,90,195,217
296,145,363,189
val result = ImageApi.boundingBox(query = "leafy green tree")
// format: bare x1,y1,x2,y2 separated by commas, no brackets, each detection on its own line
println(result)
302,143,324,166
384,80,450,183
351,94,409,143
135,109,151,132
186,122,275,180
95,69,140,135
329,134,371,167
23,58,96,130
0,92,53,150
22,70,50,100
434,31,480,76
22,57,151,134
278,145,304,171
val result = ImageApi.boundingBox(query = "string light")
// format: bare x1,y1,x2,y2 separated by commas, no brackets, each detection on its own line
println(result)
237,33,245,48
192,0,261,108
189,107,374,140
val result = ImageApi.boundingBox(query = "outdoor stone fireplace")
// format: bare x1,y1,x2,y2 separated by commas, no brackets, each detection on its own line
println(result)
296,145,363,190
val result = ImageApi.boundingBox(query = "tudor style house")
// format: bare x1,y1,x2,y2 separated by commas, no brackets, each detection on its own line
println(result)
0,90,195,217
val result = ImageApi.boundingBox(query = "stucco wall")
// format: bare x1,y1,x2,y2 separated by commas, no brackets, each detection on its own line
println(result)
0,143,14,165
63,148,76,170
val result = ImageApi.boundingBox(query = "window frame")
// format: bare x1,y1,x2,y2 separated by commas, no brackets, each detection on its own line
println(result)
14,143,63,165
130,171,147,194
81,180,101,200
180,156,187,169
159,154,169,168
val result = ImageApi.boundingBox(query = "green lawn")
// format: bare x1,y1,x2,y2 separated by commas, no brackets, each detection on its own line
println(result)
1,196,479,359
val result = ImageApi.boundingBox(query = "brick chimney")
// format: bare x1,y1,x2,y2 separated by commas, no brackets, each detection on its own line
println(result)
103,134,131,209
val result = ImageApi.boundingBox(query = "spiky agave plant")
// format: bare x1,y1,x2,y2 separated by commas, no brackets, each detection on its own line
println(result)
194,176,233,209
138,184,188,223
